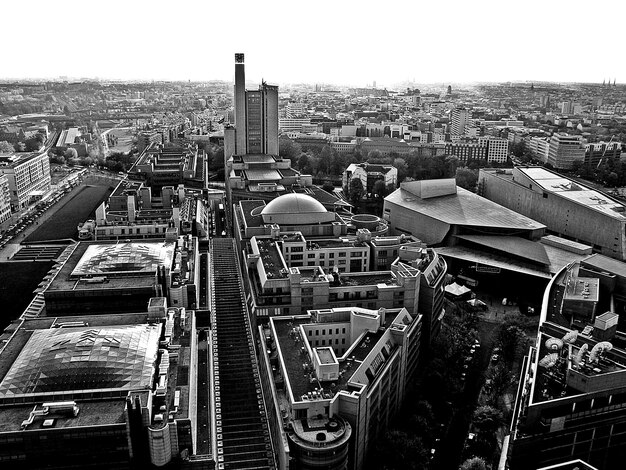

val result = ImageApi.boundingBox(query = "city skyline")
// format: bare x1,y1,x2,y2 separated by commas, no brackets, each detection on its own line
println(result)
5,0,625,86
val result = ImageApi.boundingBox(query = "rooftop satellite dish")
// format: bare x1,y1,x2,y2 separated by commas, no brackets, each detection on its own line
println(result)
545,338,564,351
562,330,578,344
539,353,559,368
575,343,589,365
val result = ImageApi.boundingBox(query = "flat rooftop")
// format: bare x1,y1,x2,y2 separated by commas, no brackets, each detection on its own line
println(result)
516,167,626,219
386,185,545,231
46,241,176,292
110,179,143,198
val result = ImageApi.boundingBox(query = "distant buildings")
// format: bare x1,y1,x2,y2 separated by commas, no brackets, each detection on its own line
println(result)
0,151,51,211
479,167,626,261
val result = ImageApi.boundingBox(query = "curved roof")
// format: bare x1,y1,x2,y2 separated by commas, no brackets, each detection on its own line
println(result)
261,193,327,216
0,325,160,396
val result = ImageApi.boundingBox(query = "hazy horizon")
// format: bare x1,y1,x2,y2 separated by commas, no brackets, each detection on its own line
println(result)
5,0,625,87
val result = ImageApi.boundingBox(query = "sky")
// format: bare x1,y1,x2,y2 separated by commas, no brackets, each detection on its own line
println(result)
4,0,625,87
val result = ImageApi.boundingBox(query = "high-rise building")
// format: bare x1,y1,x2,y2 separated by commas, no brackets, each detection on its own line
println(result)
228,53,279,157
451,108,471,136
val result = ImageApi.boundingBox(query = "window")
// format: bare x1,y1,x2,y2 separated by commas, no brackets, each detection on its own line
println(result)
339,252,346,257
342,338,346,344
320,253,325,259
322,329,325,335
336,328,339,334
308,330,312,336
291,254,303,260
308,254,316,259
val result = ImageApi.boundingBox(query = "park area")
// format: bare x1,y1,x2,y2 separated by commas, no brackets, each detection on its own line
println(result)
25,183,113,242
0,261,54,330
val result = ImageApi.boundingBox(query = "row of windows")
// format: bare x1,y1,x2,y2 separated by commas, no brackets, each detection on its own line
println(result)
309,327,347,336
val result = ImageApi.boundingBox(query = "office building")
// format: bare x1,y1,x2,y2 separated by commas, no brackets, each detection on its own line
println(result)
584,141,622,168
479,167,626,261
227,53,279,158
451,108,471,136
0,305,198,469
547,133,585,170
0,174,11,224
0,151,51,211
505,254,626,469
259,306,422,469
482,137,509,163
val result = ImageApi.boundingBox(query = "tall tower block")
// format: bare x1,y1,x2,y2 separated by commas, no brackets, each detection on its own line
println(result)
234,53,247,155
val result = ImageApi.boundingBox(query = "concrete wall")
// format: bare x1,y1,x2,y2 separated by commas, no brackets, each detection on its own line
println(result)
480,170,626,260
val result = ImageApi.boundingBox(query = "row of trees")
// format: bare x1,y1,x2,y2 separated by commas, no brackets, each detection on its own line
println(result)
367,301,483,469
281,137,488,197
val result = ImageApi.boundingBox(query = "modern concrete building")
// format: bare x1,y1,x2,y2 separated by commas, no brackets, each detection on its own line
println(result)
479,166,626,261
0,305,198,469
505,254,626,469
383,179,545,246
0,151,51,211
547,133,585,170
259,306,423,470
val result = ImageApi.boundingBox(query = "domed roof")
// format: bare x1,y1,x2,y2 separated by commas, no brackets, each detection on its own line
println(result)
261,193,327,216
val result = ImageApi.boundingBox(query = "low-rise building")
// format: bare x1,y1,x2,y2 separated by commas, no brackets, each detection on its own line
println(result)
342,163,397,196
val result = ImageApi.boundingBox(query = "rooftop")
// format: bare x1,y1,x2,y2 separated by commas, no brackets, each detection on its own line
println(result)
517,167,626,219
71,241,175,277
385,184,545,233
0,324,160,396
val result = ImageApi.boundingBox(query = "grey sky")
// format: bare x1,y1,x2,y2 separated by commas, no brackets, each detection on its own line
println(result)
5,0,625,86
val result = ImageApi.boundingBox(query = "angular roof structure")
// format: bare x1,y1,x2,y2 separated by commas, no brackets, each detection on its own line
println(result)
0,325,160,396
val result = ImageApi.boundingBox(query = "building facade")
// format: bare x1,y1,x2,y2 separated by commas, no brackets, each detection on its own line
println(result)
0,152,51,211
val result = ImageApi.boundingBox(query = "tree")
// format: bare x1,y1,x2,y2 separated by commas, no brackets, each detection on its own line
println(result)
456,168,478,191
472,405,503,436
460,457,488,470
497,324,528,363
393,157,409,183
349,178,364,205
279,136,301,161
368,430,430,470
65,148,79,160
372,179,388,199
487,364,515,406
0,141,14,153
